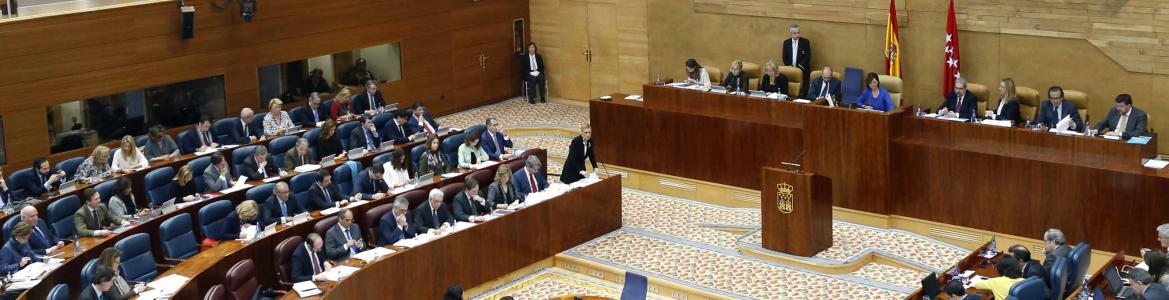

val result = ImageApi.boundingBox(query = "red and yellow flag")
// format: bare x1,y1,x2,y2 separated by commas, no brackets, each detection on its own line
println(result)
884,0,902,77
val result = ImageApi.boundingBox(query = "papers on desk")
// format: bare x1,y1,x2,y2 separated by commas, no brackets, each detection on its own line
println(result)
1143,159,1169,169
291,212,310,225
320,207,341,216
440,172,462,179
345,200,370,208
146,274,190,295
624,95,643,101
394,234,435,248
450,221,477,233
1055,115,1074,132
321,265,360,282
221,176,252,193
471,160,498,169
5,280,40,290
293,281,322,298
237,224,260,241
792,99,812,104
1129,136,1152,144
352,247,396,262
1047,128,1080,135
1103,134,1122,140
294,164,321,173
523,184,570,205
11,262,55,282
391,183,417,195
261,176,282,183
980,119,1013,127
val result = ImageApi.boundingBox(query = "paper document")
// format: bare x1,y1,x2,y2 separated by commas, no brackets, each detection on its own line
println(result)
1103,134,1122,140
624,95,642,100
345,200,369,208
6,279,40,290
320,207,341,216
393,234,435,248
471,160,498,169
529,71,540,77
295,164,322,173
980,120,1012,127
195,148,217,156
440,172,461,179
1143,159,1169,169
352,247,396,262
11,262,49,281
792,99,811,104
450,221,477,232
321,266,361,282
147,274,190,293
262,176,281,183
1129,136,1152,144
1055,115,1073,131
293,281,322,298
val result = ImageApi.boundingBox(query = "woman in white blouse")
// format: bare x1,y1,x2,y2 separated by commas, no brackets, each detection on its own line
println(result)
112,135,148,174
262,98,296,136
382,148,410,188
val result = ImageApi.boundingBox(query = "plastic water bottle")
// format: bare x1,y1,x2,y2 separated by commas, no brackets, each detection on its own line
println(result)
655,74,662,86
72,234,83,257
1079,277,1090,299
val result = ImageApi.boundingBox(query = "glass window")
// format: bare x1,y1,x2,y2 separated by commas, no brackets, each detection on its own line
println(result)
257,42,402,107
47,75,226,154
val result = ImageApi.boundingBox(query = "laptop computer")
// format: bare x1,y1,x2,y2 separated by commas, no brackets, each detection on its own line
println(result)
159,199,177,215
413,171,435,186
380,141,394,150
320,155,336,167
1104,265,1135,299
920,272,941,299
748,90,768,98
436,127,451,135
58,180,77,194
348,148,365,160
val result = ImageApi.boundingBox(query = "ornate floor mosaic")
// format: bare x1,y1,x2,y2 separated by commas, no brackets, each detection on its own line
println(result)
471,267,672,300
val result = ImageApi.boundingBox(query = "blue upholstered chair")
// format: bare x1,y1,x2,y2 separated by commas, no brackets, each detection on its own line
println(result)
197,200,233,241
159,213,200,262
114,233,160,282
145,167,177,206
47,195,81,238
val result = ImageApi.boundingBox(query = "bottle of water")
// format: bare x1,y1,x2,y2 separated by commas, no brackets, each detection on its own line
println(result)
1079,277,1090,299
655,74,662,86
72,234,83,257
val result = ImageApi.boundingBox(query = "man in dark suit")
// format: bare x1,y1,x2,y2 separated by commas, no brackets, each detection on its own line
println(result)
282,138,314,172
0,223,42,274
520,42,547,104
290,233,331,282
561,124,597,184
179,115,219,154
413,189,454,234
1131,268,1169,300
355,165,388,200
348,117,382,152
1010,245,1049,295
481,117,514,160
782,24,811,97
1035,86,1083,131
806,67,841,101
452,178,487,223
324,209,364,261
944,279,982,300
938,78,979,119
1042,228,1073,273
25,157,66,198
1095,94,1148,139
381,112,417,144
240,145,283,180
78,266,116,300
407,102,440,136
225,108,261,145
352,81,385,115
19,206,62,255
297,93,329,127
73,188,128,237
308,169,353,211
264,182,303,226
378,197,415,246
512,156,548,200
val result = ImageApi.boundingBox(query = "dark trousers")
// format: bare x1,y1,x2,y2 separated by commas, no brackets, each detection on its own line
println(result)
525,73,547,103
797,65,810,99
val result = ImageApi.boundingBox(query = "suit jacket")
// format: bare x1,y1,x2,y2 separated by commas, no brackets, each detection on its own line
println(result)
512,168,548,200
73,205,124,237
1020,260,1050,294
451,191,486,222
378,211,415,246
220,210,258,241
263,195,303,226
519,53,546,80
0,239,40,274
282,150,314,172
407,113,440,135
486,182,519,209
22,169,60,199
720,72,750,92
324,222,363,261
1043,244,1073,273
782,37,812,71
203,164,231,192
412,201,454,234
27,220,59,255
560,136,596,184
1095,106,1148,139
297,105,329,126
759,73,789,95
1144,283,1169,300
939,90,980,119
77,285,112,300
992,98,1024,124
352,90,386,114
179,128,216,154
355,169,388,199
807,77,841,100
416,151,450,175
307,183,347,212
480,130,513,161
381,120,415,145
316,134,344,160
240,155,280,180
225,119,260,145
1036,100,1084,131
348,126,381,151
290,242,326,283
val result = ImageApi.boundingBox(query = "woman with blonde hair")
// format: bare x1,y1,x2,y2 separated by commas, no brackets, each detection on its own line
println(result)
75,146,113,183
758,61,789,95
172,165,199,202
263,98,296,136
992,77,1023,124
329,87,353,120
221,200,260,240
486,165,519,209
720,59,749,92
112,135,148,173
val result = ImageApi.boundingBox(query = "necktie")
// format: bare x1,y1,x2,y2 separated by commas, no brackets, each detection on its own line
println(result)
368,93,375,111
1117,113,1129,132
90,209,100,229
370,177,377,193
260,165,267,178
308,245,321,274
280,201,288,217
343,228,358,254
203,132,212,147
468,193,477,214
431,209,438,225
820,82,828,98
312,108,320,123
956,96,964,112
34,227,46,245
364,130,375,150
490,133,499,156
397,123,405,138
322,185,332,203
529,172,539,193
242,121,249,137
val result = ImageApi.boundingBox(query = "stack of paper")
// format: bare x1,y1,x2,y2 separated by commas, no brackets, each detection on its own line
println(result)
293,281,322,298
262,176,282,183
352,247,396,262
345,200,369,208
980,120,1012,127
320,207,341,216
321,266,361,282
792,99,812,104
12,262,49,281
471,160,498,169
624,95,643,100
450,222,476,232
1143,159,1169,169
146,274,190,295
440,172,461,179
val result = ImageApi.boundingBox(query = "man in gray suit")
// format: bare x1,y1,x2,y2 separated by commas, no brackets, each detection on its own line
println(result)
1131,268,1169,300
324,209,364,261
1042,228,1072,274
73,188,128,237
203,153,234,192
1095,94,1148,139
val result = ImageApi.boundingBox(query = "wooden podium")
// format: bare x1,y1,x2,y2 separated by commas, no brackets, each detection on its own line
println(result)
760,167,833,256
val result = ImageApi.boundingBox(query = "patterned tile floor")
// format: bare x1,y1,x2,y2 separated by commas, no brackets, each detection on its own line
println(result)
437,98,589,130
472,267,672,300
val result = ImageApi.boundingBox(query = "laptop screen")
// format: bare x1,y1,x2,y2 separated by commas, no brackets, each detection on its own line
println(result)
921,272,940,298
1104,266,1125,293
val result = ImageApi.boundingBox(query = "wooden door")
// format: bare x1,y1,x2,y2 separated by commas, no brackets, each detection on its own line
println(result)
551,0,592,101
586,2,618,99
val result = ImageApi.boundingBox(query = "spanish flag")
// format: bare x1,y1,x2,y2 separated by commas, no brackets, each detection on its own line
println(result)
884,0,902,77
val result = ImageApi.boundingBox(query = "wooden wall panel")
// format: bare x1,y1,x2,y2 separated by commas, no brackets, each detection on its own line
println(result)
0,0,529,170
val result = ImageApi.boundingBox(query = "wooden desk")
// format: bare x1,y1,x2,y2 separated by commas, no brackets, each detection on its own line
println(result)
904,241,998,299
1064,252,1134,300
273,175,622,299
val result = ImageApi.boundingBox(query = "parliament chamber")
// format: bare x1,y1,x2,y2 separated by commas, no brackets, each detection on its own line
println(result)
2,0,1169,299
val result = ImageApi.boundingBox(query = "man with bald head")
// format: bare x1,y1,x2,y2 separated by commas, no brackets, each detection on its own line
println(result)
939,77,979,119
806,66,840,101
264,182,303,225
20,206,62,255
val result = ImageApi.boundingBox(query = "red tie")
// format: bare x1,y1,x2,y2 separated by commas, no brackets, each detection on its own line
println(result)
308,245,321,274
529,172,539,193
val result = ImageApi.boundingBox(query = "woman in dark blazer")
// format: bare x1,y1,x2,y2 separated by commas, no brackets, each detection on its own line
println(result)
316,120,346,160
560,125,597,184
992,78,1024,124
173,165,199,202
758,61,789,95
486,166,519,209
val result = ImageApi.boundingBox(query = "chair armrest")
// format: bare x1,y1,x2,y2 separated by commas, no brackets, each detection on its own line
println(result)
156,263,176,274
162,257,185,265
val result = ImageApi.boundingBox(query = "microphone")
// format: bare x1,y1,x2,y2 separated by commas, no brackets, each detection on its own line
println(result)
780,148,806,173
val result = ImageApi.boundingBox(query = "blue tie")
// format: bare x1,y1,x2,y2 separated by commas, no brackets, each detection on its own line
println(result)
364,130,375,150
280,201,288,217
